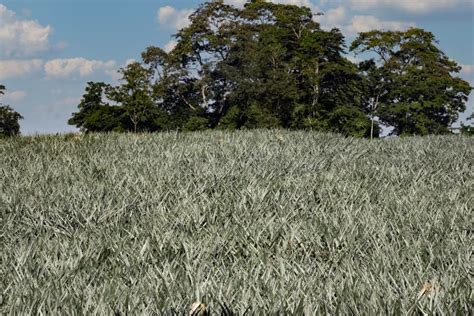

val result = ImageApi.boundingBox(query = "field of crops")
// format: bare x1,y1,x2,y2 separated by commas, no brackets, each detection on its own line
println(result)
1,130,473,314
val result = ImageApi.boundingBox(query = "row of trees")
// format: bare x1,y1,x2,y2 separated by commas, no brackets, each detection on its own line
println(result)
0,85,23,137
69,0,472,138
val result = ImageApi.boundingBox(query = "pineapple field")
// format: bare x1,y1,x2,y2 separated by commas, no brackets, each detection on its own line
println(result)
1,131,472,314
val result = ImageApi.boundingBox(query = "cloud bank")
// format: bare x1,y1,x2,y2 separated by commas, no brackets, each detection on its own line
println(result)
0,4,52,58
44,58,117,79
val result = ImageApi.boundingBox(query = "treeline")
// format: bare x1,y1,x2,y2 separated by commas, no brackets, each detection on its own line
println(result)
68,0,472,137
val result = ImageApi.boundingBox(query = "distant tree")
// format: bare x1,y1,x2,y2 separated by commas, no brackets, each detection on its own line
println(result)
108,62,160,132
460,113,474,136
169,0,371,136
141,46,203,130
0,106,24,137
72,2,470,138
351,28,472,136
0,84,24,137
68,82,126,132
355,59,386,139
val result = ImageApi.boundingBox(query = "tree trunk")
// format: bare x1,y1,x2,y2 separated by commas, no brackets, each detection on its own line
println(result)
370,95,379,140
312,62,320,117
370,116,374,140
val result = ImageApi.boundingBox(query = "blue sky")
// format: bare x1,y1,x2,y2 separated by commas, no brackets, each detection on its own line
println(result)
0,0,473,134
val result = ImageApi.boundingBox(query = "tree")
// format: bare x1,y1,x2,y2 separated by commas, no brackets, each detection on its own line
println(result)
141,46,203,130
0,85,23,137
351,28,472,136
108,62,161,132
166,0,371,135
71,2,469,138
171,1,241,127
69,82,126,132
355,59,386,139
460,113,474,136
0,106,24,137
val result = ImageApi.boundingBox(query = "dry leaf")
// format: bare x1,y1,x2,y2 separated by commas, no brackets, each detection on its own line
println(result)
417,280,440,299
189,301,206,316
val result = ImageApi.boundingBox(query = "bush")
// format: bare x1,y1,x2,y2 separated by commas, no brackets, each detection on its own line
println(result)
0,105,23,137
183,116,209,131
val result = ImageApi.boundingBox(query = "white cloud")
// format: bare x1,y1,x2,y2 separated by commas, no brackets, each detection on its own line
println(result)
346,54,363,64
317,6,346,28
0,59,44,80
460,64,474,75
164,40,177,53
104,69,121,81
324,6,346,25
349,0,471,14
104,59,138,82
55,96,81,106
0,4,52,57
44,58,116,78
157,6,194,30
125,59,137,66
2,90,27,102
225,0,247,7
346,15,415,34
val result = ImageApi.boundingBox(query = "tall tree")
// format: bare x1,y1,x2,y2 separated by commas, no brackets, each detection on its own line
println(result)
351,28,472,136
108,62,158,132
172,0,241,127
141,46,203,130
70,2,469,138
169,0,372,135
0,85,23,137
356,59,386,139
69,82,126,132
0,106,23,137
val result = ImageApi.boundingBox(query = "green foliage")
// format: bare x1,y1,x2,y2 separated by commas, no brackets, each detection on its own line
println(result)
109,62,158,132
68,1,375,137
1,130,473,313
244,103,281,129
69,4,471,138
460,124,474,136
328,106,376,138
183,116,209,131
216,105,242,130
351,28,472,136
0,85,23,137
460,113,474,136
68,82,118,132
0,105,23,137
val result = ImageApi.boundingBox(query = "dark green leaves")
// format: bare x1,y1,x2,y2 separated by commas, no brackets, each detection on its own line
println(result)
0,105,23,137
351,28,472,136
68,4,471,138
0,84,24,137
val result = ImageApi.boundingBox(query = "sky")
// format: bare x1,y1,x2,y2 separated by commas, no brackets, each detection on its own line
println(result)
0,0,473,135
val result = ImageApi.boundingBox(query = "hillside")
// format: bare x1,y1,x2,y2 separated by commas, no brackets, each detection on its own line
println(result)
1,131,472,313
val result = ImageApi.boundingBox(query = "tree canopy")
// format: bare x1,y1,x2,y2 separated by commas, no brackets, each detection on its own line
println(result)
69,0,472,137
0,84,24,137
351,28,472,136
